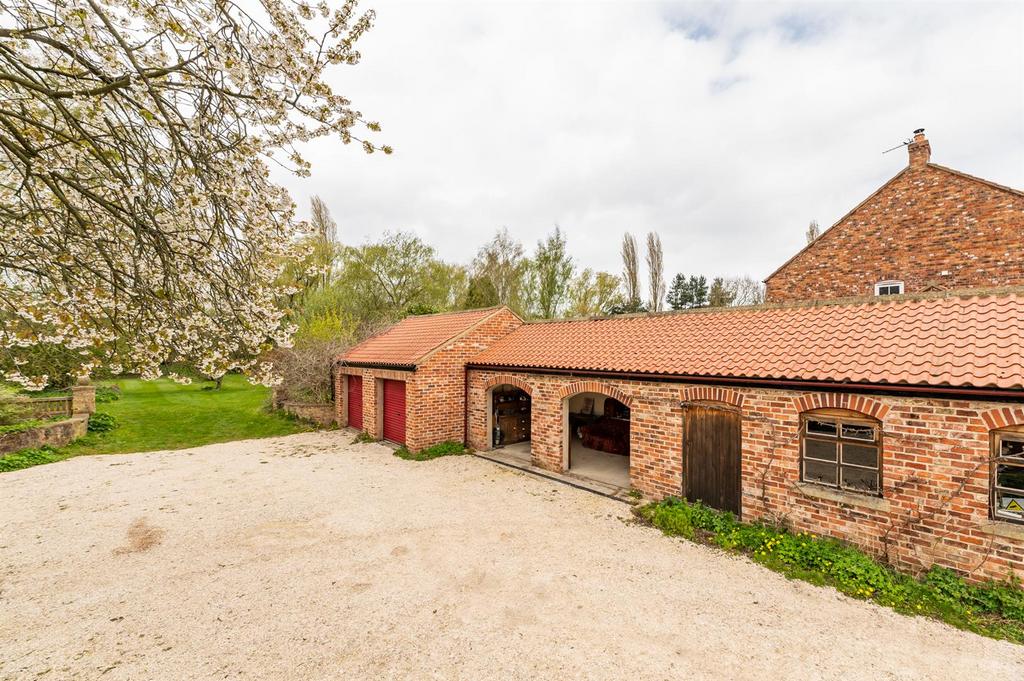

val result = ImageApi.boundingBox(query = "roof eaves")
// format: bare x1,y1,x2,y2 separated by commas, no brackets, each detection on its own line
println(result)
463,362,1024,400
336,360,417,371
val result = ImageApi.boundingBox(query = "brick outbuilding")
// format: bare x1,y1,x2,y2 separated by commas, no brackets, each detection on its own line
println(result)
465,292,1024,582
334,306,522,451
765,131,1024,303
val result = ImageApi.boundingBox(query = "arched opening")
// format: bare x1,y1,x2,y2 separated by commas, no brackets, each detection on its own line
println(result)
488,384,532,465
563,392,630,488
799,408,882,496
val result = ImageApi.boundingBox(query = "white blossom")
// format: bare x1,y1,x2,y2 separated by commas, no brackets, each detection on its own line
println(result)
0,0,389,388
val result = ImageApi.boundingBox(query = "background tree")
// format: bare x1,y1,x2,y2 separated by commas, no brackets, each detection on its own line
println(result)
531,226,574,319
310,196,340,289
725,276,766,306
707,277,736,307
806,219,821,244
620,233,642,312
0,0,387,389
566,269,623,318
334,232,463,326
646,232,666,312
689,275,709,308
462,275,500,309
470,229,531,314
279,195,342,307
667,273,693,310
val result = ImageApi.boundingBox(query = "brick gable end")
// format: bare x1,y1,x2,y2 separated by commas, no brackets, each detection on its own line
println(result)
765,164,1024,303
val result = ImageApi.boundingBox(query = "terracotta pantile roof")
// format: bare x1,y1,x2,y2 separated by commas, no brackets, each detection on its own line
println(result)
469,293,1024,391
339,307,507,367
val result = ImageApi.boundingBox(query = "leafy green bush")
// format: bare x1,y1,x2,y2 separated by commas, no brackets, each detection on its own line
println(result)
0,419,44,435
87,412,118,433
394,440,468,461
0,446,64,473
637,497,1024,643
352,431,377,444
95,385,121,403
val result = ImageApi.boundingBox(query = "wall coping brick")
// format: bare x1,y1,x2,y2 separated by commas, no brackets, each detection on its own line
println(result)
556,380,633,407
793,392,889,421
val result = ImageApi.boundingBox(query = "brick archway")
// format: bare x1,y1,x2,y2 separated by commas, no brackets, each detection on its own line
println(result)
792,393,889,421
981,407,1024,430
557,380,633,407
682,386,744,409
483,374,534,396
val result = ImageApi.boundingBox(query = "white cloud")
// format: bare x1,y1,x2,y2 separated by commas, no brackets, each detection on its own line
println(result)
273,0,1024,282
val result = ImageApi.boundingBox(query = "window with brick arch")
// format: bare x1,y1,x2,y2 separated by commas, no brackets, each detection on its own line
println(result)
800,410,882,496
992,428,1024,525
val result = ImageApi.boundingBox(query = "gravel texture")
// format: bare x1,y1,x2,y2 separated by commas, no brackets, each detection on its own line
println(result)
1,431,1021,680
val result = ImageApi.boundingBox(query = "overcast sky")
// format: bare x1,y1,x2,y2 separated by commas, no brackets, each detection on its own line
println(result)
273,0,1024,283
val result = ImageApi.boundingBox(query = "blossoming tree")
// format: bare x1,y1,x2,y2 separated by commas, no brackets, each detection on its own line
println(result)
0,0,389,389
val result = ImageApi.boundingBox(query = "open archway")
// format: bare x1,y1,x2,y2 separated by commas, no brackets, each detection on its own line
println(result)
560,382,632,488
486,382,532,466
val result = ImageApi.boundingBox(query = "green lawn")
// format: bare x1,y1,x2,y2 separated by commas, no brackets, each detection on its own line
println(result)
1,375,313,471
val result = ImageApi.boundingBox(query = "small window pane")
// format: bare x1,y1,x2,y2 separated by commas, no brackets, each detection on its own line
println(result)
841,467,879,493
994,490,1024,522
842,443,879,468
805,438,838,462
807,419,838,437
875,281,904,296
841,423,876,442
1001,438,1024,461
804,459,837,486
995,463,1024,492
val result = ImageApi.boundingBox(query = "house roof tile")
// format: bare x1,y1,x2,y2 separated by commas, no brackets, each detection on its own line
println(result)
469,293,1024,392
339,306,506,367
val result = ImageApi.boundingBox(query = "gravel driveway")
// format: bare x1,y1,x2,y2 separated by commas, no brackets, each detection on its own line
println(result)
1,431,1021,680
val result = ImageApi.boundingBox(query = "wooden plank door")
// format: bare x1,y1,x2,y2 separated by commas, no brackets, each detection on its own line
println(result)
683,404,742,515
382,379,407,445
347,375,363,430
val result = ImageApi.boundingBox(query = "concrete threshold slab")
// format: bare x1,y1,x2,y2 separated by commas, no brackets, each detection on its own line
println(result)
474,450,636,504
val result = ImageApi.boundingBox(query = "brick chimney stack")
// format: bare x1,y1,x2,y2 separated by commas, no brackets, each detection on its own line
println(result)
908,128,930,168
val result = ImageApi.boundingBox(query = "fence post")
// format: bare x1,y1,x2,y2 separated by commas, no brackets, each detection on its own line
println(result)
70,378,96,415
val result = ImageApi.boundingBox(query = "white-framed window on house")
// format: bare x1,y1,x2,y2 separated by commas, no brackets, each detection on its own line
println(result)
992,430,1024,525
800,411,882,496
874,280,904,296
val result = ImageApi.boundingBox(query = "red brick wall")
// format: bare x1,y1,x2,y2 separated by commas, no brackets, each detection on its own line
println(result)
765,164,1024,303
334,365,411,440
404,308,522,451
334,308,523,451
467,367,1024,582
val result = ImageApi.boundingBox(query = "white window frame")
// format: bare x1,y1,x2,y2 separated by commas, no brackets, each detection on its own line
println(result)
874,280,904,296
992,430,1024,525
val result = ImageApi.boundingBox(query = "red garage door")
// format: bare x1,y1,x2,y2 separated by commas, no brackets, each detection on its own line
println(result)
382,379,406,445
347,375,363,430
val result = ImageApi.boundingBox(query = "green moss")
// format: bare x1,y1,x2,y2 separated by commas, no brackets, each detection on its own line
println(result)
352,431,377,444
393,440,469,461
636,497,1024,644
